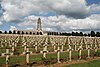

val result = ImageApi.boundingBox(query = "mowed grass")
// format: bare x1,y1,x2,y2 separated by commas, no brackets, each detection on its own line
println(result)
0,51,79,66
63,60,100,67
0,49,100,66
0,50,88,66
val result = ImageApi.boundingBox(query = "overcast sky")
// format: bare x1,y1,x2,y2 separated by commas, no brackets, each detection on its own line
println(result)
0,0,100,33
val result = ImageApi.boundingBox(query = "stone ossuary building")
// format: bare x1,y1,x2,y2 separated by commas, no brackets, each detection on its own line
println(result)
15,17,48,35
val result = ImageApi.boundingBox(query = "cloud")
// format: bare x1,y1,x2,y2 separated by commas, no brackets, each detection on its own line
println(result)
89,3,100,14
9,26,17,31
0,2,3,17
0,21,2,25
17,15,38,30
26,27,33,30
0,15,3,25
1,0,90,22
0,0,100,32
46,0,89,18
17,14,100,32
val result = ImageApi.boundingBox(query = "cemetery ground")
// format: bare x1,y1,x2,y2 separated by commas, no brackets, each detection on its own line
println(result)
38,57,100,67
0,34,100,67
1,50,100,67
63,58,100,67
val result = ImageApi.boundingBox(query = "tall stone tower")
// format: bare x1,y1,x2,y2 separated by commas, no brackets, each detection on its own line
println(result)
37,18,42,31
36,17,43,35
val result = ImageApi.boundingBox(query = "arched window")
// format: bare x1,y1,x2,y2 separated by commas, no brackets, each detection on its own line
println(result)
40,32,42,35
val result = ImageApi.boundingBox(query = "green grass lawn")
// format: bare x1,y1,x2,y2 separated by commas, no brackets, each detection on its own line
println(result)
0,49,100,66
63,60,100,67
0,50,87,66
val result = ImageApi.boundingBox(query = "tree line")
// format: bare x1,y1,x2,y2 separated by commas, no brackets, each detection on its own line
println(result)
0,30,35,35
0,30,100,37
48,31,100,37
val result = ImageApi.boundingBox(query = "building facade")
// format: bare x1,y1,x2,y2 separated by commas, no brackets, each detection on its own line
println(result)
15,17,47,35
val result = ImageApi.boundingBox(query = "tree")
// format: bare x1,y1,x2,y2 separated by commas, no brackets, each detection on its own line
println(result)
79,32,83,36
4,31,7,34
13,30,16,34
22,31,24,34
47,32,50,35
26,32,28,34
90,31,95,37
84,33,87,36
56,32,58,35
30,32,32,35
96,32,100,37
17,31,20,34
67,33,72,36
72,32,75,36
75,32,79,36
9,30,12,34
0,31,2,34
88,33,90,37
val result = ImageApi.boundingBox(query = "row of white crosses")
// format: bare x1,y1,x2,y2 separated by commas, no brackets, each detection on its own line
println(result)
51,37,67,63
53,42,57,52
34,41,38,52
22,42,27,53
56,44,61,63
93,38,98,52
70,37,77,51
53,42,61,63
2,40,17,67
67,45,73,61
67,37,73,61
51,38,58,52
0,39,4,47
78,37,84,59
78,38,91,58
40,38,48,58
0,35,100,66
97,38,100,48
40,37,63,63
22,40,31,65
50,37,66,52
4,37,31,66
0,36,99,51
61,42,64,51
25,47,30,65
67,37,92,60
87,45,92,58
5,49,10,67
84,38,96,58
11,41,16,52
78,45,83,59
49,36,100,62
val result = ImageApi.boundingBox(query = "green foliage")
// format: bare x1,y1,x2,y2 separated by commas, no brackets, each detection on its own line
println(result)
4,31,7,34
9,30,12,34
96,32,100,37
21,31,24,34
13,30,16,34
17,31,20,34
47,31,100,37
26,32,28,34
0,31,2,34
30,32,32,34
90,31,95,37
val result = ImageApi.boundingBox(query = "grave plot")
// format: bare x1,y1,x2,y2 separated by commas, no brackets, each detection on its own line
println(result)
0,35,100,67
